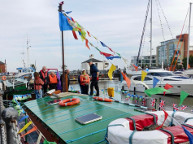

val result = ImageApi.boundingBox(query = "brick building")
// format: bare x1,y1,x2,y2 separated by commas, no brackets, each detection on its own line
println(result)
0,61,6,73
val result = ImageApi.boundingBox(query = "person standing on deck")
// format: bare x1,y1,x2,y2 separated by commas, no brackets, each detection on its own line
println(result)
88,61,99,96
48,72,58,90
39,66,48,94
80,69,90,94
34,72,44,99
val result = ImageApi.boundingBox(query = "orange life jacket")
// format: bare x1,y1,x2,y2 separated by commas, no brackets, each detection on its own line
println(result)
49,74,57,84
80,74,90,86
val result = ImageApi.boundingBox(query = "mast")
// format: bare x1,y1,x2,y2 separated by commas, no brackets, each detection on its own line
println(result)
26,37,30,68
58,2,68,92
150,0,152,67
187,2,192,70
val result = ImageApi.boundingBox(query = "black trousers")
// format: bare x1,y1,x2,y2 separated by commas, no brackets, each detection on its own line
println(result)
49,84,57,90
90,78,99,96
43,84,48,94
81,85,89,95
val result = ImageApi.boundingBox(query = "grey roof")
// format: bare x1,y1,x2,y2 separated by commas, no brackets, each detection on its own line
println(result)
0,61,5,65
82,58,103,63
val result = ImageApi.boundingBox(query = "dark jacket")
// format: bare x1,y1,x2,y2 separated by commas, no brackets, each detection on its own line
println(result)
90,64,99,78
39,70,48,84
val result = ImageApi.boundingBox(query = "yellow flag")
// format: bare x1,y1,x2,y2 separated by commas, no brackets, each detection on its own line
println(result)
18,121,32,134
108,64,116,80
141,70,147,81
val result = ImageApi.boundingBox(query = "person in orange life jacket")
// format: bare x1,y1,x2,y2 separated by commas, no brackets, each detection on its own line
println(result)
34,72,44,99
48,71,58,90
88,61,99,96
80,69,90,94
39,66,48,93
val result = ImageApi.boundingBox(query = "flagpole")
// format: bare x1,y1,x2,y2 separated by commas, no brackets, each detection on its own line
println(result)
58,2,68,92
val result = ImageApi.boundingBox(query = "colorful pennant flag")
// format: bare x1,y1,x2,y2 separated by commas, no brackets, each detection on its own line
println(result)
179,91,189,106
132,64,138,71
19,115,29,123
153,77,160,88
36,133,42,144
180,105,188,110
145,87,169,97
159,100,165,108
163,83,173,95
151,99,156,107
100,41,107,47
188,64,191,69
108,64,116,80
87,31,91,37
106,56,121,60
21,126,37,137
156,109,168,130
121,72,131,89
18,121,32,134
58,12,73,31
142,98,146,106
66,11,72,14
100,51,113,57
182,126,193,144
173,104,179,111
141,70,147,81
85,39,90,49
120,72,123,82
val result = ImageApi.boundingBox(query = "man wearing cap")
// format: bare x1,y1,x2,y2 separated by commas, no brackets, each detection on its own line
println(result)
88,61,99,96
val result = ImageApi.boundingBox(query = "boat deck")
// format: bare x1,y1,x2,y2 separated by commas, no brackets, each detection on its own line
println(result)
24,94,143,144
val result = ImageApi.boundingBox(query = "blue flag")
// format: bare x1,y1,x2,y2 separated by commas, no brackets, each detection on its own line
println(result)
59,12,73,31
100,41,107,47
153,77,160,88
19,115,29,123
182,126,193,144
120,72,123,82
106,56,121,60
66,11,72,14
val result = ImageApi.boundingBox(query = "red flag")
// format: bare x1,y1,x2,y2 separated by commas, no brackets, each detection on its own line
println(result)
108,47,114,53
100,51,113,57
121,72,131,89
72,31,78,40
163,83,173,96
21,126,37,138
156,109,168,130
85,39,90,49
87,31,91,37
188,64,191,69
132,64,138,71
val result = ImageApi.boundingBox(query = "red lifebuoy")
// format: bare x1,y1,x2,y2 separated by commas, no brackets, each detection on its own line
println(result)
93,96,113,102
59,98,80,106
2,76,6,81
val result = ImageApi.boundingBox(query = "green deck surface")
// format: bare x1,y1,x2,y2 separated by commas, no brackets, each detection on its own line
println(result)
24,95,143,144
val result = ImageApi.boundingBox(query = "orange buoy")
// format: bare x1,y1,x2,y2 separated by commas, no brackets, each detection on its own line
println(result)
59,98,80,106
2,76,6,81
93,96,113,102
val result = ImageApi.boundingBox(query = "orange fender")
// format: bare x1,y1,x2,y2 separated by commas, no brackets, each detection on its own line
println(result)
93,96,113,102
59,98,80,106
2,76,6,81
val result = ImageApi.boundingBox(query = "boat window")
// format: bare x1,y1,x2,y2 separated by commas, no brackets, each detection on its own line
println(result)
144,77,152,81
173,76,189,79
164,79,180,81
148,72,174,77
133,76,152,81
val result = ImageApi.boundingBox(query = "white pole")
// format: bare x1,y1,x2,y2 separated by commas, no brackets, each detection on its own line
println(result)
187,3,192,70
150,0,153,67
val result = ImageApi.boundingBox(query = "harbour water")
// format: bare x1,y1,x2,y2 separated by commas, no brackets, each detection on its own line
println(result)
70,80,193,113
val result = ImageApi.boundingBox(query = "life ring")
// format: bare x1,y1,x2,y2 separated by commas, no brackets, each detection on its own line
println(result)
2,76,6,81
59,98,80,106
93,96,113,102
106,111,193,144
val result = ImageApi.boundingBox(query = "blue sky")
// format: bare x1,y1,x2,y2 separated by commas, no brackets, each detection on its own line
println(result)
0,0,193,72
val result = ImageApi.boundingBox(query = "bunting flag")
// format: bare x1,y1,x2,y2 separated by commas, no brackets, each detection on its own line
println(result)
100,51,113,57
72,30,78,40
180,105,188,110
182,126,193,144
156,109,168,130
179,91,189,106
120,72,123,82
18,121,32,134
141,70,147,81
144,87,170,97
100,41,107,47
19,115,29,123
21,126,37,138
85,39,90,49
142,98,146,106
58,12,73,31
87,31,91,37
108,64,116,80
159,100,165,108
121,72,131,89
151,99,156,107
43,140,57,144
153,77,160,88
188,64,191,69
173,104,179,111
66,11,72,14
163,83,173,95
36,133,43,144
108,47,114,53
132,64,138,71
106,56,121,60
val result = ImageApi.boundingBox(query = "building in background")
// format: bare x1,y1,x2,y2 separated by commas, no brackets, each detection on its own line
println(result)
131,55,157,68
0,60,6,73
81,54,109,74
156,34,193,67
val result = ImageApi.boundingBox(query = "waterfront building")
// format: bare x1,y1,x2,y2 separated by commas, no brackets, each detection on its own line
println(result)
131,55,157,68
0,60,6,73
